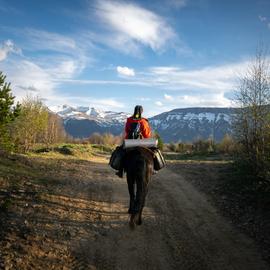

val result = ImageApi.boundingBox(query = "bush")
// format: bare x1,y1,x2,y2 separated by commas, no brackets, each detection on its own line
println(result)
193,138,215,154
217,134,236,155
87,132,122,146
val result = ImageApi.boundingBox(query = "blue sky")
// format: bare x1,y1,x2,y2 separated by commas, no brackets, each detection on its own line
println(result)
0,0,270,116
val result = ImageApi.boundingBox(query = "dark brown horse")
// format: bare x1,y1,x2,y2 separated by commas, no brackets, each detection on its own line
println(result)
124,147,154,228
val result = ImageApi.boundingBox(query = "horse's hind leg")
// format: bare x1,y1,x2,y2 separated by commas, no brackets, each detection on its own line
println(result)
136,182,149,225
127,174,135,214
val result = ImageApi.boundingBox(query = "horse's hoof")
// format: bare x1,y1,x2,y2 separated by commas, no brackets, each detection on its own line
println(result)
136,219,142,225
133,214,142,225
135,216,142,225
129,215,136,229
129,221,135,229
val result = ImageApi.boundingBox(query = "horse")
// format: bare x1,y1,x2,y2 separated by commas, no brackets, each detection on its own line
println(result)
124,147,154,228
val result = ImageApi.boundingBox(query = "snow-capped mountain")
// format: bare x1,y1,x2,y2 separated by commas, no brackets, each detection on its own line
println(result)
50,105,130,138
51,105,234,142
149,107,233,142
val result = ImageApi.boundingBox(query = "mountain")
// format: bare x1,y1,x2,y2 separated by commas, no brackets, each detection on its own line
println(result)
51,105,234,142
50,105,130,138
149,107,234,142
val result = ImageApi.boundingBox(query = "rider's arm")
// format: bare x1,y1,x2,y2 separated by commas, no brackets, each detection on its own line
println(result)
141,119,151,138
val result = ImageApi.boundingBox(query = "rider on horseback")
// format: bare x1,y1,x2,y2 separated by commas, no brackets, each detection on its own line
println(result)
116,105,152,178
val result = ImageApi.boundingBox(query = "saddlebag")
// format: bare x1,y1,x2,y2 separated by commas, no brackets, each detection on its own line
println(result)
153,149,166,171
109,146,125,170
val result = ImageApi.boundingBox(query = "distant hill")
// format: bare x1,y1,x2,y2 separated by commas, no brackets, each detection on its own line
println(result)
51,105,234,142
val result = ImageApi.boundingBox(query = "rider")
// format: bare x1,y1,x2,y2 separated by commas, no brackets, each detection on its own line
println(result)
116,105,152,178
125,105,151,139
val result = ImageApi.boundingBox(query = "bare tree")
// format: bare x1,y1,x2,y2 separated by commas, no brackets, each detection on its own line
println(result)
42,113,66,145
233,47,270,177
10,96,48,152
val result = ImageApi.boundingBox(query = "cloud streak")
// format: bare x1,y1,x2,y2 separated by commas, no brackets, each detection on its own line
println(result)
0,40,21,61
93,0,177,53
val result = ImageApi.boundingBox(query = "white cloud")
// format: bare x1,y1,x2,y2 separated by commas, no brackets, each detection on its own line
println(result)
164,94,173,100
147,61,250,91
117,66,135,77
4,27,92,73
0,59,56,101
148,92,232,116
167,93,232,107
47,59,80,79
155,101,163,106
0,40,21,61
94,0,176,52
51,96,125,110
0,58,125,111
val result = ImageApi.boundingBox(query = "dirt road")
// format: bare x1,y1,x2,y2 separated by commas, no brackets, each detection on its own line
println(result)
0,156,268,270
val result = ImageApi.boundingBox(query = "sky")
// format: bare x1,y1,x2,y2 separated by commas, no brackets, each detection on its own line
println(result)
0,0,270,117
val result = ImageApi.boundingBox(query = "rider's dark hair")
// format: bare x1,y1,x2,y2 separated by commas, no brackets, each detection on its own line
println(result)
133,105,143,119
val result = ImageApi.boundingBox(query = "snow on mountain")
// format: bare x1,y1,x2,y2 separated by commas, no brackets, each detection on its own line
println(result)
50,105,129,125
49,105,130,138
149,107,234,142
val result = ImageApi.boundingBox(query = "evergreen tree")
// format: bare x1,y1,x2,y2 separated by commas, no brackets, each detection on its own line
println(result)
0,72,21,150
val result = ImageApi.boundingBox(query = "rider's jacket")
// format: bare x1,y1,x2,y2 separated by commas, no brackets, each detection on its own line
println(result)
125,117,151,139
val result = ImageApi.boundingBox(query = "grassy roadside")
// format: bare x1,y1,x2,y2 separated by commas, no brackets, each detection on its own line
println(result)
0,143,113,213
166,154,270,264
0,143,114,269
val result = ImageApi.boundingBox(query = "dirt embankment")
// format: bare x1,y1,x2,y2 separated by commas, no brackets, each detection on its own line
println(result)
0,154,268,270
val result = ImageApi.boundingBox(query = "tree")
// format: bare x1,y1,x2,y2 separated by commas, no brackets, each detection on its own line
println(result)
0,72,20,151
218,134,235,155
233,47,270,178
10,96,48,152
42,112,66,145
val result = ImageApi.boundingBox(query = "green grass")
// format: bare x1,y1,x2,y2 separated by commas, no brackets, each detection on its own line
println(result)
30,143,114,159
0,143,112,189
